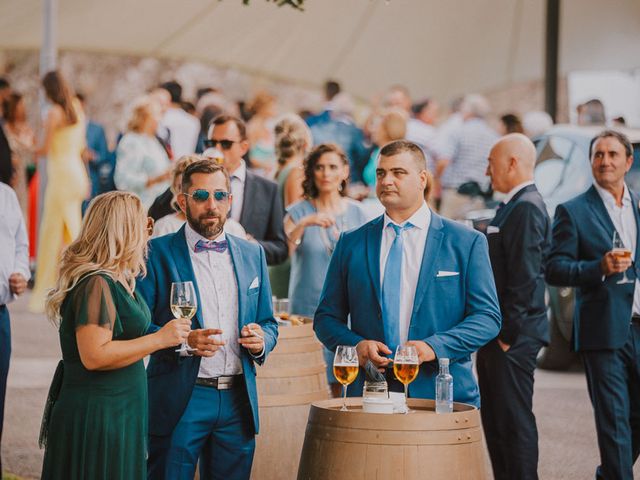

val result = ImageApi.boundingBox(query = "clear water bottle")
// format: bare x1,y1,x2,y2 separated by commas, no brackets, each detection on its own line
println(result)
435,358,453,414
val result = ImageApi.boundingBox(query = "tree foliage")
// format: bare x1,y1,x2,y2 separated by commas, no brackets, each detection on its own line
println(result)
240,0,305,10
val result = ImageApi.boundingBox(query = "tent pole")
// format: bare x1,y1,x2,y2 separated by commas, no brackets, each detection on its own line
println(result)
37,0,57,229
544,0,560,122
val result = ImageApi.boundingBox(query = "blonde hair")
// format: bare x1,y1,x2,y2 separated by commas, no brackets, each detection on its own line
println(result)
380,109,407,142
247,90,276,116
170,154,205,210
274,113,312,166
126,95,160,133
45,192,149,324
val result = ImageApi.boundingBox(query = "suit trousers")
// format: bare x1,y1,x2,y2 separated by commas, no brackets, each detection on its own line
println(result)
148,384,256,480
582,323,640,480
477,334,544,480
0,306,10,476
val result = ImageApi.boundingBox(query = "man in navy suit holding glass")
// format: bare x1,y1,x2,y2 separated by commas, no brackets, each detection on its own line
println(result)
547,130,640,479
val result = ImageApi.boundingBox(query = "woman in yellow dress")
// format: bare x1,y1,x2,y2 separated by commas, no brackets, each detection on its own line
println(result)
29,71,89,313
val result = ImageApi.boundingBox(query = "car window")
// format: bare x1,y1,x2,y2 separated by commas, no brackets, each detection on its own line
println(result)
534,135,591,217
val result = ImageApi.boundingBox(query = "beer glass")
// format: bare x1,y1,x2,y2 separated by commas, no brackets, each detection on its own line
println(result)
613,231,634,285
171,281,197,353
333,346,359,411
393,344,419,413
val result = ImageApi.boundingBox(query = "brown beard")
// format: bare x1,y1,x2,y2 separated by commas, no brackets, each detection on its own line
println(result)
185,203,225,239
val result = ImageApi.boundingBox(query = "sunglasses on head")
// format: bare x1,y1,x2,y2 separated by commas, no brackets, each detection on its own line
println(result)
203,139,238,150
184,189,230,203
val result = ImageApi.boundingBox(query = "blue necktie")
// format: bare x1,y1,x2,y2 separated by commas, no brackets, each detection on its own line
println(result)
381,223,412,352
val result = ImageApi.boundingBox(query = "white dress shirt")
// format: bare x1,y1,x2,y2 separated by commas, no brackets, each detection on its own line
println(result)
0,184,30,305
594,182,640,315
158,107,200,158
379,201,431,344
185,223,243,377
502,180,535,205
229,161,247,222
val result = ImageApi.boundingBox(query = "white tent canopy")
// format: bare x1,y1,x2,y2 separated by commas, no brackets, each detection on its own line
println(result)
0,0,639,100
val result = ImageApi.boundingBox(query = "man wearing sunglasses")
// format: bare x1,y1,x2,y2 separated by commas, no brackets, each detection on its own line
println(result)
205,114,287,266
138,159,279,479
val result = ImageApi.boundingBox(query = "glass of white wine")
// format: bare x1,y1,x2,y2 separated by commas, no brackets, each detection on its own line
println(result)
333,345,359,411
393,344,420,414
170,281,197,354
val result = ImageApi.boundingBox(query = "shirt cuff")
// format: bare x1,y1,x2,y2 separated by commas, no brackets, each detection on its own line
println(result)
249,345,265,359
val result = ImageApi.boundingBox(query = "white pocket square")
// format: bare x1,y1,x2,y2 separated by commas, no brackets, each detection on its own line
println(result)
437,271,459,278
486,226,500,234
249,277,260,289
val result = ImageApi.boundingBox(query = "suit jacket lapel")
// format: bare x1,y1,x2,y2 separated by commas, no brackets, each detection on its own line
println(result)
239,172,255,226
170,226,204,328
366,216,384,310
226,235,246,329
630,190,640,266
586,186,615,235
411,212,444,317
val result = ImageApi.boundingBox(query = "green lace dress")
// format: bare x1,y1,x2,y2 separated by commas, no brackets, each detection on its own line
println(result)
40,273,151,480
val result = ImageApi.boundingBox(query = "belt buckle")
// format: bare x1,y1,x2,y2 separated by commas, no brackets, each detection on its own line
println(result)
217,376,233,390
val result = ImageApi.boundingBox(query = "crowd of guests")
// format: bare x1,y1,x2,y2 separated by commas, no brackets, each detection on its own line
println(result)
0,70,637,480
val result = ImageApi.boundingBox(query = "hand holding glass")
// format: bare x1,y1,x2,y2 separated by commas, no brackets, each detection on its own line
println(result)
393,344,420,413
333,346,359,411
612,231,634,285
170,281,197,353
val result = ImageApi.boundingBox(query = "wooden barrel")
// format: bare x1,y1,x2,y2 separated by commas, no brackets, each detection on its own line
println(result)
251,320,330,480
297,397,490,480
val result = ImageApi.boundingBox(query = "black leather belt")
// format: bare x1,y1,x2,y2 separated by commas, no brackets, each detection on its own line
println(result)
632,315,640,325
195,375,243,390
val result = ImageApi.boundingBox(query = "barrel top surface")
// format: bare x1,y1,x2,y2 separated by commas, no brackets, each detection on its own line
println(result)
278,318,315,339
307,397,480,430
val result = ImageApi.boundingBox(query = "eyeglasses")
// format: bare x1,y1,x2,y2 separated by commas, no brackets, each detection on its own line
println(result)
203,139,239,150
183,189,231,203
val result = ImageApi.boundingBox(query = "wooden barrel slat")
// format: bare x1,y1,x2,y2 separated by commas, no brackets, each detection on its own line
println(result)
297,398,490,480
256,364,326,378
251,322,330,480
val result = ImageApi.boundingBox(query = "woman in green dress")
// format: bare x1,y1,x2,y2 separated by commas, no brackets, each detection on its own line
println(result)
40,191,191,480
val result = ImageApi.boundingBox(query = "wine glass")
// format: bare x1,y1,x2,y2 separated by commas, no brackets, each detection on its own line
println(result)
333,346,359,411
612,231,634,285
393,344,420,414
170,281,197,353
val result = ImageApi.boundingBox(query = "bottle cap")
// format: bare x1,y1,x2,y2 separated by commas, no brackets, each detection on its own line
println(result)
439,357,450,366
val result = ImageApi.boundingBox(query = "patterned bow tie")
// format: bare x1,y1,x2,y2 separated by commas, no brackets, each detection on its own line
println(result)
194,239,228,253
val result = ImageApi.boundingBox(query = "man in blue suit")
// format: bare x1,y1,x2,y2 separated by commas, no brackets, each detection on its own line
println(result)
546,130,640,480
314,140,501,407
137,160,278,480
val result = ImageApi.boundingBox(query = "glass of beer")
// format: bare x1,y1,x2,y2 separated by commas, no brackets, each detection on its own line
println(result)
170,281,197,353
613,231,634,285
333,346,359,411
393,344,420,413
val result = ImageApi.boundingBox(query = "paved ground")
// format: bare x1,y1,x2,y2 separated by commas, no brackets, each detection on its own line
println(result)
2,293,640,479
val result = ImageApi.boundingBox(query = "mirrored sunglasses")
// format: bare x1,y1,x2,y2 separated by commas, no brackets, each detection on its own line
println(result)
184,190,230,203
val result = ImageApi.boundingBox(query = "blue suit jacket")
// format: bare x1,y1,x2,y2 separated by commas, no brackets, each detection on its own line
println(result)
314,212,501,407
137,226,278,436
546,185,640,351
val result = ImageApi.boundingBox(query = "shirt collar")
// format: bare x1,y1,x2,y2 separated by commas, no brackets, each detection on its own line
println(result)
502,181,535,205
185,222,227,251
383,201,431,230
230,160,247,183
594,182,631,209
